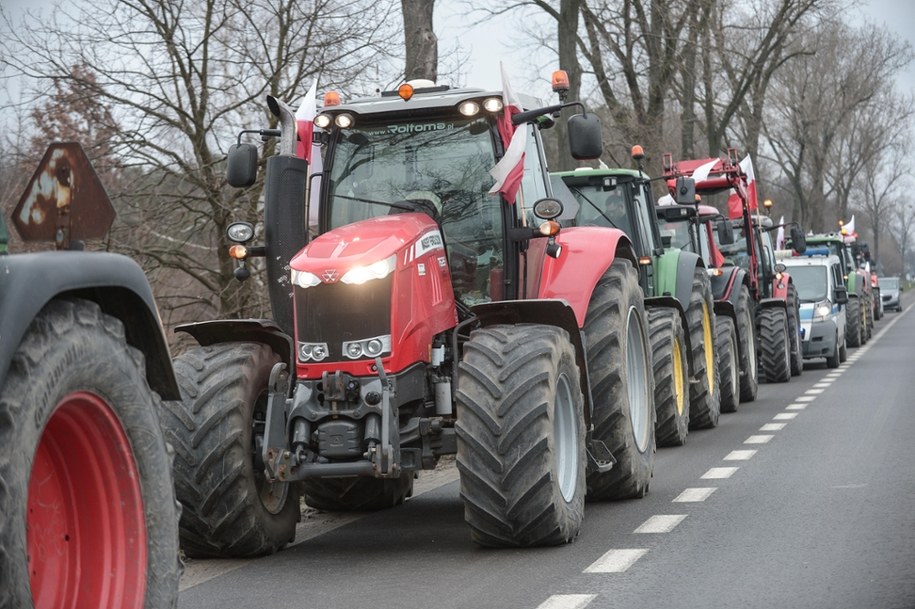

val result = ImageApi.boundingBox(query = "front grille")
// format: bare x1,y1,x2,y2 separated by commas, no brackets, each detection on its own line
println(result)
295,276,393,361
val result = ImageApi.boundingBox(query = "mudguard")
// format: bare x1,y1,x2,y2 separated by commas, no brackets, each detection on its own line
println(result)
471,298,593,424
654,249,703,312
0,251,179,398
537,226,637,326
176,319,294,375
758,297,787,311
712,266,745,303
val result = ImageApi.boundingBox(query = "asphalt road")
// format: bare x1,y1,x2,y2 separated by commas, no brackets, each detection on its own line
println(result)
178,297,915,609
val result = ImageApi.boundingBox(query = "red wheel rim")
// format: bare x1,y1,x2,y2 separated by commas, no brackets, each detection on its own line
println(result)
27,391,147,609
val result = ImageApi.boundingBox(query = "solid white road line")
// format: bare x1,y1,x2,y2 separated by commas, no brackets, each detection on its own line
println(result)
536,595,597,609
584,549,649,573
634,515,687,534
702,467,739,479
673,487,717,502
724,449,757,460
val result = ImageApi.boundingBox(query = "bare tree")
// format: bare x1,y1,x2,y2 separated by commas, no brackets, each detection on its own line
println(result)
858,146,909,266
2,0,399,331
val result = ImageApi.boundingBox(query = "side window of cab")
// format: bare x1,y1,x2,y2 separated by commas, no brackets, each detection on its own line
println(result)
519,125,550,224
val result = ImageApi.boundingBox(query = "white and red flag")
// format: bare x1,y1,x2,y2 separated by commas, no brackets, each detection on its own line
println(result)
488,63,526,205
843,214,856,235
776,215,785,250
296,79,323,227
727,154,758,219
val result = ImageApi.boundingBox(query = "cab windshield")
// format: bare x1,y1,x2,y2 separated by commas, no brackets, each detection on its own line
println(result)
324,116,505,304
788,265,828,302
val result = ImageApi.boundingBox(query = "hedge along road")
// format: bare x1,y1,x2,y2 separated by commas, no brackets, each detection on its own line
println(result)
178,293,915,609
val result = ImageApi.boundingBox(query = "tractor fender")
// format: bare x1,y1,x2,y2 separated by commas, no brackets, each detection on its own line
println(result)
713,299,737,325
644,295,693,374
471,299,593,425
757,297,787,311
712,266,744,302
655,249,704,312
0,251,179,399
175,319,294,375
536,226,637,327
772,272,791,300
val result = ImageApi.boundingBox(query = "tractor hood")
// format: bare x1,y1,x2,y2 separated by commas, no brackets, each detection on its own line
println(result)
290,213,440,280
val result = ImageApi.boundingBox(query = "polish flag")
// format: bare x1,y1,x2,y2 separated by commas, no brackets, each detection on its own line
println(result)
776,215,785,250
843,214,856,235
296,79,323,228
488,63,526,205
727,154,758,219
691,158,719,184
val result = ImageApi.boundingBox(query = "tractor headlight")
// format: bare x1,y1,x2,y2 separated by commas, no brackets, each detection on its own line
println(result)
340,255,396,285
292,269,322,288
342,335,391,360
298,342,330,362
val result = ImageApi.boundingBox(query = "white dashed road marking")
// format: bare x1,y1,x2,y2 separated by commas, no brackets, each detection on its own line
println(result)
584,549,649,573
634,515,687,534
796,395,817,402
760,423,786,431
786,403,807,410
774,412,799,420
673,487,717,502
702,467,739,479
724,450,757,460
745,435,773,444
536,595,597,609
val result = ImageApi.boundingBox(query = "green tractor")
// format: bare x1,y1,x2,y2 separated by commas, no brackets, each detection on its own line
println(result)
553,147,720,447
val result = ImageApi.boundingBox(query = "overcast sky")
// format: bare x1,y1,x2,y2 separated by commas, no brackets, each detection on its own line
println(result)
436,0,915,99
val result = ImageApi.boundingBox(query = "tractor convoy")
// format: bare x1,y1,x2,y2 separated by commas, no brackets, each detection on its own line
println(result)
0,73,894,604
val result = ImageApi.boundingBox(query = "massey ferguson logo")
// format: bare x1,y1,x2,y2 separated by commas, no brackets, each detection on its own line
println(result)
321,269,339,283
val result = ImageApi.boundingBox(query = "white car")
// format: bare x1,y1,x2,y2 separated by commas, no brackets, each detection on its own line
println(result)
780,250,847,368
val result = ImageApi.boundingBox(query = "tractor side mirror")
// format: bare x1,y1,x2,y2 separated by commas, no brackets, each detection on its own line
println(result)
567,113,603,160
674,177,696,205
790,226,806,254
227,143,258,187
834,285,848,305
717,218,735,245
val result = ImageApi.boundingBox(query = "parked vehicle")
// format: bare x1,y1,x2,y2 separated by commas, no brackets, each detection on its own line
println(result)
0,143,181,609
552,147,721,447
879,276,902,312
778,248,848,368
161,74,657,555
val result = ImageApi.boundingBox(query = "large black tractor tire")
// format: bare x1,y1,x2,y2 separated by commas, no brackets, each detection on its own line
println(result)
455,324,586,547
647,308,689,447
717,316,740,414
160,342,299,558
735,285,759,403
686,267,720,429
846,297,862,348
864,293,874,339
758,307,792,383
873,289,883,321
0,299,180,609
303,474,414,511
582,259,655,500
787,283,804,376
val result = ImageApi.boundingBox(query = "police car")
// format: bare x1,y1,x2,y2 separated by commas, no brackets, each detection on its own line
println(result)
778,248,848,368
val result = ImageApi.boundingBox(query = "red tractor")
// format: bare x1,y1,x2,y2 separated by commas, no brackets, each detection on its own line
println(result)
161,76,657,555
662,151,805,389
0,144,181,608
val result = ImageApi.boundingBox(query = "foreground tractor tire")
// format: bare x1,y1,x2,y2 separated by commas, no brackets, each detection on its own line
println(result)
787,283,803,377
758,307,791,383
717,316,740,414
161,342,299,558
846,297,862,348
583,259,655,500
455,324,586,547
686,268,720,429
0,299,180,609
864,293,874,339
735,285,759,403
647,308,689,447
303,474,413,511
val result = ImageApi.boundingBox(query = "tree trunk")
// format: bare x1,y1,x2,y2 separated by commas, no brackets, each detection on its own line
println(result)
402,0,437,82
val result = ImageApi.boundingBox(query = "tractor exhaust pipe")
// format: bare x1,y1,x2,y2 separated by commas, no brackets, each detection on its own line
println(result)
263,95,308,338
